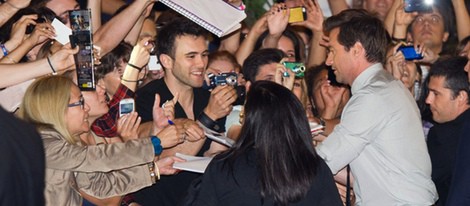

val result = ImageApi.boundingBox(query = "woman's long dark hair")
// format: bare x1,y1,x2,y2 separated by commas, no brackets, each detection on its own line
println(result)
223,81,320,205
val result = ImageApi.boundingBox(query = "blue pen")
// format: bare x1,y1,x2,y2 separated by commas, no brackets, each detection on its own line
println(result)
167,119,174,125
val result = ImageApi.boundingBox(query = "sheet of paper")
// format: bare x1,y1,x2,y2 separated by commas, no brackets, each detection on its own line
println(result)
51,18,72,45
173,153,213,173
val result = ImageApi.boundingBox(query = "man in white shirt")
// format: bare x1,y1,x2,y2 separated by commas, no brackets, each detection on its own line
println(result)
316,9,437,205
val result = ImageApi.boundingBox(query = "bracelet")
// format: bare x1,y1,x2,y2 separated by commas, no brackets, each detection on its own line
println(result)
198,111,220,131
5,1,21,10
150,136,163,155
155,162,160,180
46,57,57,75
147,162,157,184
127,63,143,72
0,44,8,56
392,37,407,44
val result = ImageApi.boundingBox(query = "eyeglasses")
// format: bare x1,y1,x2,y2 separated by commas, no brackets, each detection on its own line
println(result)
68,97,85,109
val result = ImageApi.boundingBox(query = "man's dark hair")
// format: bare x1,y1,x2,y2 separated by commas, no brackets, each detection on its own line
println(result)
324,9,390,64
156,18,208,60
428,56,469,104
242,48,286,82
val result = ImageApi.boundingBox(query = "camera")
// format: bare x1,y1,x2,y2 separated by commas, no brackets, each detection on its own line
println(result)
288,7,307,23
283,62,306,78
208,72,238,89
397,45,423,61
404,0,433,13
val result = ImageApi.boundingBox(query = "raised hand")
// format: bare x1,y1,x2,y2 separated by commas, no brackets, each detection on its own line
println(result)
266,3,289,36
291,0,324,32
117,112,141,141
152,93,176,130
204,85,237,120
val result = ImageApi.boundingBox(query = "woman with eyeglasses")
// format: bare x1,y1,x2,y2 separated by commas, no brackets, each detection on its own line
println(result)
18,75,182,206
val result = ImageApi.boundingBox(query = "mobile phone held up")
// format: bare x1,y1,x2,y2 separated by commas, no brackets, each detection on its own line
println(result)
404,0,433,13
69,9,95,91
288,7,307,23
119,98,135,117
397,45,424,61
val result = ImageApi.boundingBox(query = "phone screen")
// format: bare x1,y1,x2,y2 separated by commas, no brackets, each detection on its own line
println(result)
120,102,134,116
398,46,423,61
288,7,306,23
404,0,432,13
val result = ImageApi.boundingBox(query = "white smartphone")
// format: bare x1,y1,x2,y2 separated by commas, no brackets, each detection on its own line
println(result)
119,98,135,117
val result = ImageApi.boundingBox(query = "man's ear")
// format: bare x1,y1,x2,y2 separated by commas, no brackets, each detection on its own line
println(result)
457,90,469,106
352,42,365,57
159,54,173,70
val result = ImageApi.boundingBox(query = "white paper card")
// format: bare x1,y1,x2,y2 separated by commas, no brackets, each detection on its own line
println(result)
173,153,213,173
51,18,72,45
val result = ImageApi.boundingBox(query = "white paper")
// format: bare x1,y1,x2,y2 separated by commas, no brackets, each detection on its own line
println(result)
51,18,72,45
148,55,161,71
173,153,213,173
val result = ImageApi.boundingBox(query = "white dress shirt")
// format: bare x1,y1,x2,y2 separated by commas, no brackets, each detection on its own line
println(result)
317,63,438,205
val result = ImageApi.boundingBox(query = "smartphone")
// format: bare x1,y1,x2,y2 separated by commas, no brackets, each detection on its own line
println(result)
119,98,135,117
404,0,433,13
327,66,344,87
69,9,95,91
397,45,423,61
288,7,307,23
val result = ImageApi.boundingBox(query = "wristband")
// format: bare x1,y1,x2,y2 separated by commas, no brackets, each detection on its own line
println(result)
0,44,8,56
150,136,163,155
46,57,57,75
127,63,143,72
198,111,220,131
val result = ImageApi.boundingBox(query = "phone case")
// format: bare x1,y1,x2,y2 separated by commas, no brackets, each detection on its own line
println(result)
288,7,307,23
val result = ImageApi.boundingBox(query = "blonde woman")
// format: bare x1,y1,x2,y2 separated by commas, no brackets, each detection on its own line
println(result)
19,76,181,206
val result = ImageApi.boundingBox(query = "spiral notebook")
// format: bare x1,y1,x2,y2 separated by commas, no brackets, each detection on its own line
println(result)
159,0,246,37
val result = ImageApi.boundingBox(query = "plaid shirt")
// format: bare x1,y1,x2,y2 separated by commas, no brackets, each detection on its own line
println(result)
91,84,134,137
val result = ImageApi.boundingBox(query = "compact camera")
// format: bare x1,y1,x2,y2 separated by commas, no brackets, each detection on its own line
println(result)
283,62,306,78
208,72,238,89
397,45,424,61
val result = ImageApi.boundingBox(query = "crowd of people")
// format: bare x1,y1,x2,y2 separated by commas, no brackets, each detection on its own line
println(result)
1,0,470,205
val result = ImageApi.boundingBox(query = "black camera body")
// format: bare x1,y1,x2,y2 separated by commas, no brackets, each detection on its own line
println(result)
25,17,47,34
208,72,238,89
